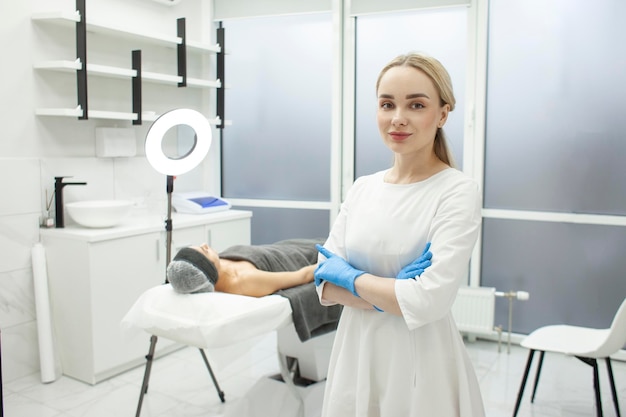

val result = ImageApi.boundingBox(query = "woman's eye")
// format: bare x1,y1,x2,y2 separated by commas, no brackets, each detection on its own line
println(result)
411,102,425,109
380,102,393,109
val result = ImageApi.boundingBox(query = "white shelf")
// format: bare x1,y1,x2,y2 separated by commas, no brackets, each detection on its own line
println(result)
186,78,221,88
33,59,81,71
35,106,83,117
32,10,80,24
34,60,221,88
35,106,228,125
31,11,220,52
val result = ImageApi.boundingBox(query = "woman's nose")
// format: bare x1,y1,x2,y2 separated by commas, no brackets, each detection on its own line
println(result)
392,111,408,126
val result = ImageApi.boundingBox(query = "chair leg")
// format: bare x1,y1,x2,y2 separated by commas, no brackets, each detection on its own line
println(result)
577,357,603,417
530,350,545,403
592,359,603,417
198,349,225,403
136,335,158,417
606,358,621,417
513,349,536,417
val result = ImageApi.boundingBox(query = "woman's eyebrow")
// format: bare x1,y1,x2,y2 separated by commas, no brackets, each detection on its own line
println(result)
377,93,431,99
406,93,430,99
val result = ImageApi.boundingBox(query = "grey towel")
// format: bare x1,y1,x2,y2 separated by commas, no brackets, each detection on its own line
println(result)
277,283,342,342
219,239,342,342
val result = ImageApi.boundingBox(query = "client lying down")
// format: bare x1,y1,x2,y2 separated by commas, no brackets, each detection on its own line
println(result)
167,238,324,297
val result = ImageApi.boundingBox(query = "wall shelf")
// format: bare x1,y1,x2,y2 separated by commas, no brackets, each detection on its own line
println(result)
34,60,222,88
32,3,226,125
35,106,228,125
31,12,221,53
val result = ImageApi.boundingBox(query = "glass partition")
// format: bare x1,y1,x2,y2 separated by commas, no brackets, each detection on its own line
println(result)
222,14,332,202
354,7,468,178
484,0,626,215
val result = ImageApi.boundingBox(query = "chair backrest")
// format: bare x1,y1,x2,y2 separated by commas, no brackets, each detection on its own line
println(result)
596,297,626,358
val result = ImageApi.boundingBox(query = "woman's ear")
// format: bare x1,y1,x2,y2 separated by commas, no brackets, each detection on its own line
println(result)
438,103,450,128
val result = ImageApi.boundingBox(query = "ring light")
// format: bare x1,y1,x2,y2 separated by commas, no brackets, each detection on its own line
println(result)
145,109,212,175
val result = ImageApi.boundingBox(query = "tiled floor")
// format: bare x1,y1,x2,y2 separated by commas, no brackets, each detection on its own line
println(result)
3,334,625,417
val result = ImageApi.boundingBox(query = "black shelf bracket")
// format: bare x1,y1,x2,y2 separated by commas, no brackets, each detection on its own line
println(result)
76,0,88,119
217,22,226,194
177,18,187,87
216,23,225,129
132,50,142,125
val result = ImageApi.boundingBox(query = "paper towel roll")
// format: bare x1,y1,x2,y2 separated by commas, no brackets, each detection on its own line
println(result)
31,243,61,383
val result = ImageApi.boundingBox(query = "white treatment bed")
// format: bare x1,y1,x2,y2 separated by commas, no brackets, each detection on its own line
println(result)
122,284,335,417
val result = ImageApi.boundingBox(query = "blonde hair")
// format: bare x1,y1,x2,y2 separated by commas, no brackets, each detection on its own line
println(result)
376,53,456,167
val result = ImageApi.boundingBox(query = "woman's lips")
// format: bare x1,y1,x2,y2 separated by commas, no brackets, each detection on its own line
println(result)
389,132,411,141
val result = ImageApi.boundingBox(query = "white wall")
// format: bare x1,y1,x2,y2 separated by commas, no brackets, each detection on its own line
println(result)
0,0,217,382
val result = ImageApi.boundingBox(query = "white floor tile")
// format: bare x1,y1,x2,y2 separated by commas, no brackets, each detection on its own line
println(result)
3,336,625,417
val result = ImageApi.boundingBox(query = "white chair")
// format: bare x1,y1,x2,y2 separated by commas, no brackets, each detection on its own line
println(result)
512,297,626,417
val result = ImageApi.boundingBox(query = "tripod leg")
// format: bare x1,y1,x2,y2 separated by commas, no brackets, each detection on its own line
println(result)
198,349,225,403
136,335,158,417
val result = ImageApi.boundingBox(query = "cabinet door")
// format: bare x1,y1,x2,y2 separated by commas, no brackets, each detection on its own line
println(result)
89,231,171,377
171,226,207,255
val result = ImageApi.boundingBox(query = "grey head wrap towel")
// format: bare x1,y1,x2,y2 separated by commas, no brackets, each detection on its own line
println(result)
219,238,343,342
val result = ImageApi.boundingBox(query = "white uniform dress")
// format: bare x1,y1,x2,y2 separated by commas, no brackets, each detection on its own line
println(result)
317,168,485,417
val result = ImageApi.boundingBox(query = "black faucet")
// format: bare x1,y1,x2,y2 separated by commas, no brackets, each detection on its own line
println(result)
54,176,87,228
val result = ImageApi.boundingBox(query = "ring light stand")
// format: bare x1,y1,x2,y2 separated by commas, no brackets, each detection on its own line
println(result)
137,109,215,417
144,108,212,269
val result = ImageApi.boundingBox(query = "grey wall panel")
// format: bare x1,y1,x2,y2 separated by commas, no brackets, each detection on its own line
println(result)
481,218,626,335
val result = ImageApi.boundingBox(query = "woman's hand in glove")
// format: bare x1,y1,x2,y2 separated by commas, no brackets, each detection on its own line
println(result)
314,244,365,296
396,242,432,279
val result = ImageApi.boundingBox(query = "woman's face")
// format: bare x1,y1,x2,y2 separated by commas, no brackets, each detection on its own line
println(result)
192,243,220,270
376,65,449,156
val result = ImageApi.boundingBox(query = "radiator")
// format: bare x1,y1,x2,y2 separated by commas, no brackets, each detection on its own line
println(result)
451,286,497,335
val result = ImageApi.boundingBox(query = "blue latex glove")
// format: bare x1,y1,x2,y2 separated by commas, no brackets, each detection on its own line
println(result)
314,244,365,296
396,242,432,279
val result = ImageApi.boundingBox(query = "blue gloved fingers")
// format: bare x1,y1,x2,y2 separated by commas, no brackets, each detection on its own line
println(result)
316,244,335,259
398,260,431,280
314,244,333,286
413,259,432,273
314,270,324,287
396,242,434,279
373,305,384,312
314,251,364,296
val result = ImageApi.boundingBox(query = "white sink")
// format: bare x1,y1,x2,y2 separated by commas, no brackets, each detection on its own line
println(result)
65,200,134,228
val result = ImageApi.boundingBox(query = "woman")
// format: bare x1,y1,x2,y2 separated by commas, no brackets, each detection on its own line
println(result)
167,238,323,297
314,53,485,416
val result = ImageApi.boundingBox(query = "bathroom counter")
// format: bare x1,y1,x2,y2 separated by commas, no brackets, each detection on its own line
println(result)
40,209,252,242
40,209,252,385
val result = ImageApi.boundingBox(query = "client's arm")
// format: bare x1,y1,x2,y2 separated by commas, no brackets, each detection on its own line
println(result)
215,265,315,297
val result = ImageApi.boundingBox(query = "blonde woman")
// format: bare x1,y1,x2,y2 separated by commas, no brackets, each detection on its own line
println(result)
314,53,485,416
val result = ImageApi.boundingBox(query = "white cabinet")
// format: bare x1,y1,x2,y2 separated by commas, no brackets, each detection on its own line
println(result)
40,210,251,384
